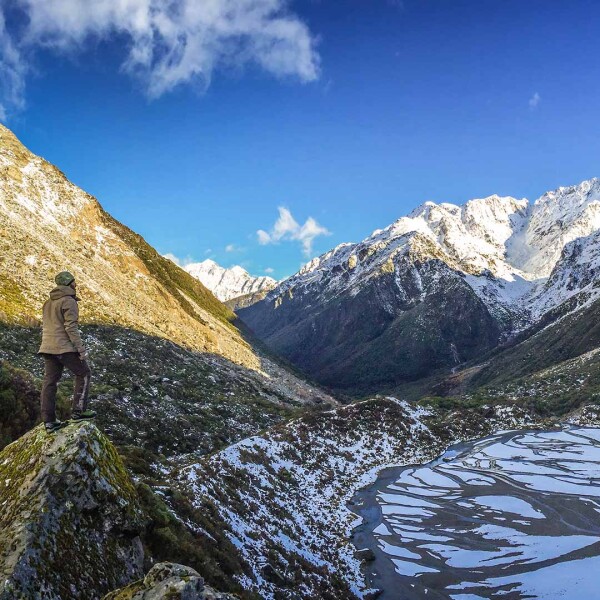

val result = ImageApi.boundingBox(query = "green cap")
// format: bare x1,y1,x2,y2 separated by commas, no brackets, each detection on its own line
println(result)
55,271,75,286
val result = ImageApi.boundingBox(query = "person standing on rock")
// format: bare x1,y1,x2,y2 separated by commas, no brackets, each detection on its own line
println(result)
38,271,96,433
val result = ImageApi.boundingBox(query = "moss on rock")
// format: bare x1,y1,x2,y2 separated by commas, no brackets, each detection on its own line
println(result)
0,422,145,599
103,562,239,600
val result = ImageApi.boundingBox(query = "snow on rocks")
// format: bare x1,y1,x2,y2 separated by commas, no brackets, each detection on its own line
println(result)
175,398,533,599
183,259,277,302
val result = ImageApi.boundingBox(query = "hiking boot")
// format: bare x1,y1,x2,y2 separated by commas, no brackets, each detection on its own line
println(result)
71,410,97,422
45,420,65,433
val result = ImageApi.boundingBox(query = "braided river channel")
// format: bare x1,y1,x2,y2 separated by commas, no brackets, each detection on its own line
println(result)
351,428,600,599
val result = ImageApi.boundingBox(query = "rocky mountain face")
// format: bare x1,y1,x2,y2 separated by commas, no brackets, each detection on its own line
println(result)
240,179,600,393
184,259,276,304
445,283,600,416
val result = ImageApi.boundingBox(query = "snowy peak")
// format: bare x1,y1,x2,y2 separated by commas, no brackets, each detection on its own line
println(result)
367,193,531,281
328,179,596,284
274,192,535,304
184,259,276,302
518,178,600,277
531,227,600,317
260,178,600,337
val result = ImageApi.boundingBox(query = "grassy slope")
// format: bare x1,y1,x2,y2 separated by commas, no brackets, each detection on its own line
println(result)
100,207,236,329
419,297,600,416
0,323,315,597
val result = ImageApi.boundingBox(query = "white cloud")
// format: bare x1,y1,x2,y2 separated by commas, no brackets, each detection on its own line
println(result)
264,267,275,274
225,244,236,252
163,252,182,266
529,92,541,110
257,207,330,256
257,229,272,245
0,0,320,117
163,252,195,267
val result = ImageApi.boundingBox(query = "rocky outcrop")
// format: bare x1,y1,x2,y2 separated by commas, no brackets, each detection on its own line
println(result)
0,422,145,600
104,562,238,600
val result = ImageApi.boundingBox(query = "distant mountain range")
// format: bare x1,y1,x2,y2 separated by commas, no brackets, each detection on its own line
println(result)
239,178,600,393
182,259,276,306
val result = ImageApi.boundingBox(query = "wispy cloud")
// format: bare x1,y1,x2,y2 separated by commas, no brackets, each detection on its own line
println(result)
0,0,320,118
264,267,275,274
257,207,330,256
528,92,541,110
0,13,26,119
225,243,247,254
163,252,195,267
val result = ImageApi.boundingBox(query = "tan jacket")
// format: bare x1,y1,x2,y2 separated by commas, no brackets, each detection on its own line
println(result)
38,286,85,355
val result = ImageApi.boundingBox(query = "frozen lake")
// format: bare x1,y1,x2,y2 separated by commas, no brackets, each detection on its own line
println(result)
352,428,600,599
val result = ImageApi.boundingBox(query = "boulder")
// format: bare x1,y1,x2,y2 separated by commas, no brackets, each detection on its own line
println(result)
104,562,238,599
261,562,288,586
354,548,376,562
0,422,145,599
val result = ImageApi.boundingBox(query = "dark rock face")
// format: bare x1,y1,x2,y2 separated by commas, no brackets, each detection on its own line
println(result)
354,548,376,562
0,422,145,600
240,259,502,394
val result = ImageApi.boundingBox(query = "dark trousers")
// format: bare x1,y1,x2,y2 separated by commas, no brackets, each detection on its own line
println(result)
40,353,91,423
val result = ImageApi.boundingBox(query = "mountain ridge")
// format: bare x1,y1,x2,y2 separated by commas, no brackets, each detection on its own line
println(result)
239,178,600,393
183,258,277,303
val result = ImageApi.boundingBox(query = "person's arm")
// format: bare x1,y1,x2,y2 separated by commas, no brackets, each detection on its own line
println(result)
62,297,86,357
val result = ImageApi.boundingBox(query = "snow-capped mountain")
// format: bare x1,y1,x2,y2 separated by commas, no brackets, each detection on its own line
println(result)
530,227,600,319
239,178,600,392
270,178,600,305
184,259,276,303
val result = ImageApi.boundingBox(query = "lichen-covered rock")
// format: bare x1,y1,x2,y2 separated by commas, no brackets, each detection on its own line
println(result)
103,562,238,600
0,421,145,599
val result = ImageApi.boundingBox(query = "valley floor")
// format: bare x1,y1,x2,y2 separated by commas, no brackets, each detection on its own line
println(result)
352,425,600,599
2,321,600,599
161,399,600,599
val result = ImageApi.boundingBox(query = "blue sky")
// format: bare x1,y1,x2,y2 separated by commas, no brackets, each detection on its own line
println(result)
2,0,600,279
